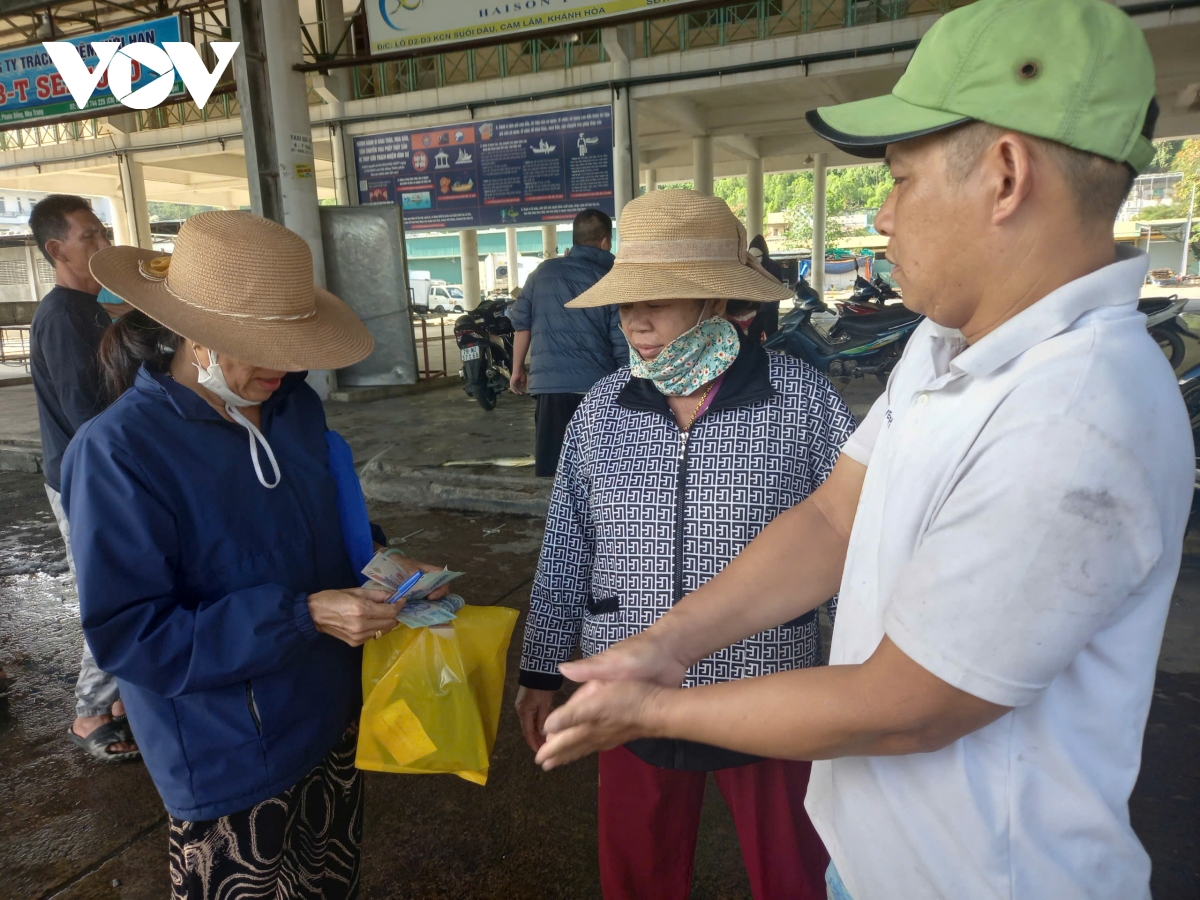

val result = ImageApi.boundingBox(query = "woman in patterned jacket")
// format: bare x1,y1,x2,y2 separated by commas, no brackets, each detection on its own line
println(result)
515,190,856,900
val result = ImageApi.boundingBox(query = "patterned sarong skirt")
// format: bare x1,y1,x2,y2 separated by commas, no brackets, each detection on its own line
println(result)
168,723,362,900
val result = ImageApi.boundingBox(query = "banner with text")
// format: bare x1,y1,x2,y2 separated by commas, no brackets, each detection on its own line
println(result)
355,106,614,230
0,15,183,124
366,0,692,53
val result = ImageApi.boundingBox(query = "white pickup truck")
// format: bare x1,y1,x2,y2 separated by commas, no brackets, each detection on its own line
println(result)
428,282,466,314
409,270,466,315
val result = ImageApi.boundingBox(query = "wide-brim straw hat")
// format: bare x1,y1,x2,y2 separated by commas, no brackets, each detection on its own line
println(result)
566,189,792,308
90,211,374,371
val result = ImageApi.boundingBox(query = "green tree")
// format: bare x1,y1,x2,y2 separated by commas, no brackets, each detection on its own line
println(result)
714,176,747,219
1147,139,1183,175
650,164,893,250
1175,139,1200,207
147,201,221,221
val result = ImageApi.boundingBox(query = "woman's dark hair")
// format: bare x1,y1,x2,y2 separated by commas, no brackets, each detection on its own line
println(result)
725,299,758,318
99,309,182,402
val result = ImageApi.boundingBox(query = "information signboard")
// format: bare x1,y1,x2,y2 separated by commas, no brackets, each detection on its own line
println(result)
366,0,693,53
0,16,183,124
354,106,614,230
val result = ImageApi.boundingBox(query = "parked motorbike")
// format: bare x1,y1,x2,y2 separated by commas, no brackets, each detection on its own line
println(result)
454,299,515,411
1178,363,1200,533
765,278,924,383
1141,295,1195,370
836,276,902,316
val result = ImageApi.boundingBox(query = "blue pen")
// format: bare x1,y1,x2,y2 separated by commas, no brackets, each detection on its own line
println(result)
386,570,424,604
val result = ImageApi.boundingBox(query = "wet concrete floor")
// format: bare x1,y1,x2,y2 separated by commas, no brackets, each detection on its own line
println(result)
1,465,1197,899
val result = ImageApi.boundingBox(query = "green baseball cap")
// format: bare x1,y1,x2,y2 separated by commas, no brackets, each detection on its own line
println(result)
806,0,1158,173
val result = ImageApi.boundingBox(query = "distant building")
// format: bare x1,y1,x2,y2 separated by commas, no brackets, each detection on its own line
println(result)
1118,172,1184,221
0,190,114,235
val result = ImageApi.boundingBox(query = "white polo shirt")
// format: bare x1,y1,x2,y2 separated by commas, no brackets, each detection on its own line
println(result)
805,247,1193,900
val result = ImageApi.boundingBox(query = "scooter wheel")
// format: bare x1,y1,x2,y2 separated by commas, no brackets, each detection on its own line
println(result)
477,387,497,411
1150,327,1186,370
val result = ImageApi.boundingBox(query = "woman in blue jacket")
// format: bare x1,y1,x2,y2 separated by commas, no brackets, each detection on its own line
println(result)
63,212,447,900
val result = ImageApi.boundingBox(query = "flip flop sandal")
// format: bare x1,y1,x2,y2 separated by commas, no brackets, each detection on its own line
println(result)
67,719,141,763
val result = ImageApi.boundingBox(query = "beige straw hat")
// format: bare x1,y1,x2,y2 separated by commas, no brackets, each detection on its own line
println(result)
566,189,792,308
90,211,374,371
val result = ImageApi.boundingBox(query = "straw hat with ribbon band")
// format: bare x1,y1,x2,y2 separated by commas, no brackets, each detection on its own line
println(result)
90,211,374,372
566,190,793,309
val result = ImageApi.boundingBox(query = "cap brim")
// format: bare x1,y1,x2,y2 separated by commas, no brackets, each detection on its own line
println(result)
90,246,374,372
806,94,970,158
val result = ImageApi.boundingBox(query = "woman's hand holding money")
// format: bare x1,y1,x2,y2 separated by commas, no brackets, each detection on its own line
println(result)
307,587,403,647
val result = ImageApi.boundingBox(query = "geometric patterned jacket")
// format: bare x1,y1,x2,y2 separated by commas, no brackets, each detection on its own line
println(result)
518,335,856,770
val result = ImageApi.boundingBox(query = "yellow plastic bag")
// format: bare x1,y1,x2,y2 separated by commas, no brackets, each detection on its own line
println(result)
356,604,518,785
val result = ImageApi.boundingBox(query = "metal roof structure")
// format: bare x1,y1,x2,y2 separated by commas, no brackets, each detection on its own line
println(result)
0,1,230,51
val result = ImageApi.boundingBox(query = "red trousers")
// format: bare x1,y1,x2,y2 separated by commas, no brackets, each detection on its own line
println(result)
598,745,829,900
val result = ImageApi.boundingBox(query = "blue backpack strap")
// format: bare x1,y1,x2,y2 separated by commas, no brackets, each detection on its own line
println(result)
325,430,374,581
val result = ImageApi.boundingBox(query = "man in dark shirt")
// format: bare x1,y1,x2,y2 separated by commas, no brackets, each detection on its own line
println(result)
29,194,137,761
509,209,626,477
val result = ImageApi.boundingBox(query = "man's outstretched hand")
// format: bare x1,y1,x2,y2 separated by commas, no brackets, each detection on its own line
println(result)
532,631,690,769
535,679,667,770
557,629,690,689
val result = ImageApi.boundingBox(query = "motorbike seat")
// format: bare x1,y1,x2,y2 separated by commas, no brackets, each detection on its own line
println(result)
831,304,922,335
1138,297,1175,317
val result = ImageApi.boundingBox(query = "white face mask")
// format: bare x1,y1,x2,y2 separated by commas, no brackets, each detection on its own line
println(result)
193,348,281,490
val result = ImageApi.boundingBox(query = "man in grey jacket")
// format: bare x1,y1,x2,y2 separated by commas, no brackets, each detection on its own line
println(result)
509,208,626,476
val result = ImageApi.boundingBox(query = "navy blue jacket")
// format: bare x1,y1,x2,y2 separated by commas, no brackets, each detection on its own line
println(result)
61,366,362,821
508,244,626,394
30,286,110,491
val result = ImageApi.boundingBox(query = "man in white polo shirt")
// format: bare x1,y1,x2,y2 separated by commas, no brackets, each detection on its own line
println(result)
530,1,1194,898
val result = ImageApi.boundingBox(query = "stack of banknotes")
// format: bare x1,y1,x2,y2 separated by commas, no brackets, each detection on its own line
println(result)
361,550,466,627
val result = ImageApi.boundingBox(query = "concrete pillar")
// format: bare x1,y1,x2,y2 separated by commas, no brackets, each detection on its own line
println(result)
613,90,633,219
116,154,153,250
645,168,657,192
542,224,558,259
229,0,334,396
311,71,352,207
746,157,764,242
341,127,359,206
24,243,41,301
329,125,349,206
812,151,827,298
603,26,638,222
693,136,714,196
506,226,520,293
459,228,480,310
1182,184,1195,276
101,117,152,249
109,193,132,247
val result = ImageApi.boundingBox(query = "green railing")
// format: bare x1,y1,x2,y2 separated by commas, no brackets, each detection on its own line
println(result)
353,0,974,101
641,0,972,55
354,29,608,100
136,88,242,131
0,116,99,151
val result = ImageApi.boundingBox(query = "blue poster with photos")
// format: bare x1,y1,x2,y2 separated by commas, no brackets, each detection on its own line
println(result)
354,106,615,230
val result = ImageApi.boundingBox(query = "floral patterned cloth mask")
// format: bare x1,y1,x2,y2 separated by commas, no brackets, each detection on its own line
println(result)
628,313,740,396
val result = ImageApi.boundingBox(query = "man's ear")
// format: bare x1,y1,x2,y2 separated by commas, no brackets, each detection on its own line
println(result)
985,133,1036,226
43,239,65,265
601,236,613,252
